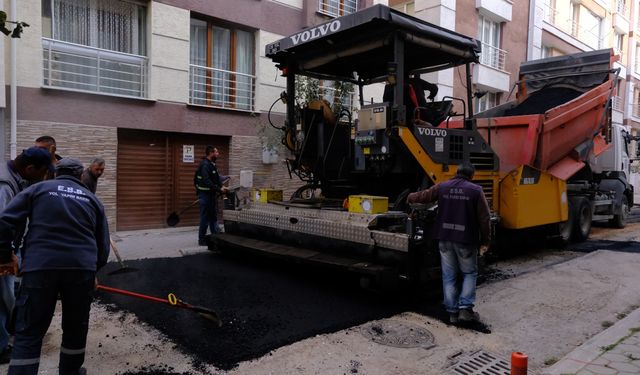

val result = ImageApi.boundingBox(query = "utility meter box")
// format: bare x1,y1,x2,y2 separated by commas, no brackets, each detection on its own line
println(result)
348,195,388,214
253,189,283,203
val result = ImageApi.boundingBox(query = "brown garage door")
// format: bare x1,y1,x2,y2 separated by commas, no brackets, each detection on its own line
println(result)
117,129,229,231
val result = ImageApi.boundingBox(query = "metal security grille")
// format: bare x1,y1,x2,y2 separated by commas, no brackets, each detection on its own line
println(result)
116,130,229,230
450,350,510,375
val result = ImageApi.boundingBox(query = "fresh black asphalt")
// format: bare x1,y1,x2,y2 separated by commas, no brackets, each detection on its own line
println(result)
98,251,411,372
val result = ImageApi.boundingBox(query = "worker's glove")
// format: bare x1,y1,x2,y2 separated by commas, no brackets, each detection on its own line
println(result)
479,245,489,257
0,253,19,276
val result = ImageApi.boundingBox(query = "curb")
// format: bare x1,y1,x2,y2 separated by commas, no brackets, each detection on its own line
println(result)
543,307,640,374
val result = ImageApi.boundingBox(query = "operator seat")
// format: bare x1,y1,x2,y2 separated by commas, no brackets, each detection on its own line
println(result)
383,77,439,126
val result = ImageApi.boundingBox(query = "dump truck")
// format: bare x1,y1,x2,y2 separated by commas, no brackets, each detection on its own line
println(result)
214,5,636,286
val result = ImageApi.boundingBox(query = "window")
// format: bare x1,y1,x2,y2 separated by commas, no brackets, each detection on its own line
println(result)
477,16,505,70
318,0,358,17
616,0,626,15
570,2,579,36
43,0,146,55
541,46,554,58
189,19,255,111
543,0,556,24
614,32,624,57
476,92,499,113
634,88,640,117
578,6,602,48
41,0,148,97
612,79,623,111
635,44,640,74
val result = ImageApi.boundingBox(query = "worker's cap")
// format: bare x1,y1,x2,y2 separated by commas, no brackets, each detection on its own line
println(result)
21,147,53,172
55,158,84,175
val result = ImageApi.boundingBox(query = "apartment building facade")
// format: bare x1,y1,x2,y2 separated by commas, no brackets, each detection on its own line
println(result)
0,0,379,231
529,0,640,143
2,0,637,231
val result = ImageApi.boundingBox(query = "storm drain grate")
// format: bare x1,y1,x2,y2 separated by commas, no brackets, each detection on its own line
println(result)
360,320,435,349
450,350,510,375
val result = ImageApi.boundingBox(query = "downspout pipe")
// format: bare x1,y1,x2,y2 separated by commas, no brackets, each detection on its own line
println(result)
10,0,17,159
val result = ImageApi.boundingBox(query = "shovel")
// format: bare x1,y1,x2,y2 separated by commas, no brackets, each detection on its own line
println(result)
96,284,222,326
107,237,138,276
166,199,199,227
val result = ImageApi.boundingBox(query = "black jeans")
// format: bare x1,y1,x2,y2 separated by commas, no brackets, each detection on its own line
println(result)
8,270,95,375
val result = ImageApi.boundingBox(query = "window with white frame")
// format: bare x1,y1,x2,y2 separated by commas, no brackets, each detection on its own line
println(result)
476,91,499,113
42,0,146,55
634,87,640,117
614,32,624,57
41,0,148,97
318,0,358,17
477,16,504,70
579,6,603,48
190,19,255,111
635,44,640,74
542,0,556,23
541,46,554,58
616,0,626,15
570,2,579,36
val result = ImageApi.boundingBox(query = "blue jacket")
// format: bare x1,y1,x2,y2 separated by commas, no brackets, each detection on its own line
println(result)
0,175,110,272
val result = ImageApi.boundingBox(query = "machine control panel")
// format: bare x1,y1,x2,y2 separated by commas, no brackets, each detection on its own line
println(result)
355,103,389,146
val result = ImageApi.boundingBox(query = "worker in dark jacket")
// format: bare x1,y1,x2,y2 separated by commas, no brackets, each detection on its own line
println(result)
0,158,110,375
407,162,491,324
194,146,228,245
0,147,52,364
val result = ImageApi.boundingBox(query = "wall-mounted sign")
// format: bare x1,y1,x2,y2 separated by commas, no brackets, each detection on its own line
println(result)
183,145,195,163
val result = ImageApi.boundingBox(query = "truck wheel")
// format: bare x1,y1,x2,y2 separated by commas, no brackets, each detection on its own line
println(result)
610,195,629,229
556,200,574,245
572,197,592,242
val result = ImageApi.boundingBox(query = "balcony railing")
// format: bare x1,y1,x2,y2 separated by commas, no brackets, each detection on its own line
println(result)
615,0,628,17
479,43,507,71
189,64,256,111
542,5,603,48
318,0,358,17
42,38,148,98
612,95,624,111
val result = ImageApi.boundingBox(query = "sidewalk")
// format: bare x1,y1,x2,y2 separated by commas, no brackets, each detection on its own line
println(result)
544,307,640,374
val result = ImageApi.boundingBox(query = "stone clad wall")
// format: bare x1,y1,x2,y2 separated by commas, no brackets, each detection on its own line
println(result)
229,135,303,200
4,121,118,231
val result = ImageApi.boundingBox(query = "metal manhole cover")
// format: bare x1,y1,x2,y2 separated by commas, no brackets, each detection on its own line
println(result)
449,350,510,375
360,321,435,349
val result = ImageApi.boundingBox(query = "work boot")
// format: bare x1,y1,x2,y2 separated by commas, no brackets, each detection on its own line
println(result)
459,308,480,322
448,312,459,324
